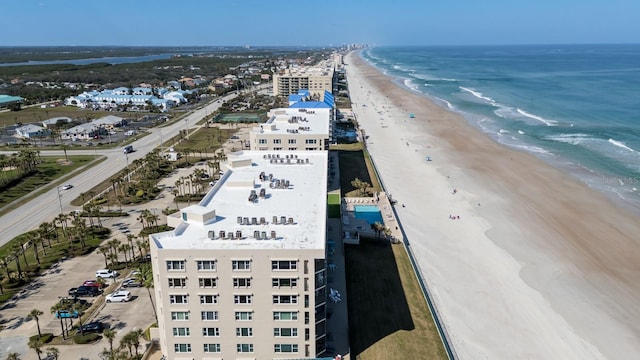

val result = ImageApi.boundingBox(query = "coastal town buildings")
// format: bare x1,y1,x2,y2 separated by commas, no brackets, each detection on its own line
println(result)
64,87,190,111
149,150,329,359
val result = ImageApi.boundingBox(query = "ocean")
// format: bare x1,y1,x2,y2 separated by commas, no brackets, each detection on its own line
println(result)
362,45,640,212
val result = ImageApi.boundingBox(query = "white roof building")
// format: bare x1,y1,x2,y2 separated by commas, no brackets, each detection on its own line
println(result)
249,107,332,151
150,150,330,359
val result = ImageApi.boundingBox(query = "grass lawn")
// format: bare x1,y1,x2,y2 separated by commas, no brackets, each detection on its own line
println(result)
337,149,382,197
0,155,99,215
345,240,448,360
0,106,143,128
172,126,238,154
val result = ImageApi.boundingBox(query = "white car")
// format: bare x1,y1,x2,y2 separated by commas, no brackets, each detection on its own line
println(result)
96,269,119,279
61,184,73,190
105,290,131,303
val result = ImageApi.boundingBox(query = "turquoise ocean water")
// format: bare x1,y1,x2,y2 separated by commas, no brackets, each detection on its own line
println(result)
362,45,640,212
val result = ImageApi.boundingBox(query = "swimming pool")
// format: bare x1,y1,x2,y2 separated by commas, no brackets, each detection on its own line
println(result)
353,205,383,225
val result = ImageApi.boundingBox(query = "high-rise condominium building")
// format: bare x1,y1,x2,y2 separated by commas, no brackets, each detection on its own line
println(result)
150,150,329,359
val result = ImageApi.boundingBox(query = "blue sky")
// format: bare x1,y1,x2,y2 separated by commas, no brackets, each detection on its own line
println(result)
2,0,638,46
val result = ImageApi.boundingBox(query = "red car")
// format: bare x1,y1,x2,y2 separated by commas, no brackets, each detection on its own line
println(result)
83,280,105,288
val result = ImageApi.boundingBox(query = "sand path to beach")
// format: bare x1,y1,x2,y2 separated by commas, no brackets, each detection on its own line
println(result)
345,51,640,360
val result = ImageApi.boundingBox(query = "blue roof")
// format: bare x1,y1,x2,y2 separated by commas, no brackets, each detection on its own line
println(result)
289,101,332,109
298,89,310,97
0,95,24,105
288,94,304,102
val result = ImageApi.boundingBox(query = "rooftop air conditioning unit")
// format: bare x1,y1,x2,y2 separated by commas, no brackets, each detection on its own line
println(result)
271,230,277,239
254,230,260,239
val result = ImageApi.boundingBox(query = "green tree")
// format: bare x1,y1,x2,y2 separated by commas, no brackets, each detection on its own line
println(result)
6,352,21,360
28,309,44,338
46,347,59,360
136,264,158,323
103,328,117,351
28,337,43,360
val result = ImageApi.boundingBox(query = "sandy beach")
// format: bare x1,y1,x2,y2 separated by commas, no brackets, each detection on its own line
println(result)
345,51,640,359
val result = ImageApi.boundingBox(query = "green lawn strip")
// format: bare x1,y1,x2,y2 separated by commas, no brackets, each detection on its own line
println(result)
0,155,103,216
337,149,382,198
345,240,447,360
172,126,237,155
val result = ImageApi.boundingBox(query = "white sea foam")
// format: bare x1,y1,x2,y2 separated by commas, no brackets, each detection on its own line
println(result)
516,108,558,126
518,130,525,135
403,78,420,92
459,86,499,106
413,73,458,82
608,138,638,153
545,133,593,146
499,129,510,134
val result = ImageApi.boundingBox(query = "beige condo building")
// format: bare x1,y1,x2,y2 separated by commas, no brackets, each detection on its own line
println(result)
273,65,334,99
150,151,329,360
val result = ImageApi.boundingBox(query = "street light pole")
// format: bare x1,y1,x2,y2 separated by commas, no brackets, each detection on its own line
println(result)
125,152,130,183
56,187,64,214
184,118,189,139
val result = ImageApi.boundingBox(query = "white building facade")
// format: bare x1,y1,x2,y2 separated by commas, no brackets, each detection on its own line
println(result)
150,151,329,360
249,107,332,152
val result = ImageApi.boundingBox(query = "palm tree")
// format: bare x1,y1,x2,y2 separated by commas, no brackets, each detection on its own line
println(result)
46,347,59,360
28,337,43,360
98,246,110,268
10,242,24,280
130,328,145,356
371,222,384,240
28,309,44,338
126,234,137,261
136,264,158,323
103,328,117,351
6,352,21,360
50,303,68,339
120,333,135,357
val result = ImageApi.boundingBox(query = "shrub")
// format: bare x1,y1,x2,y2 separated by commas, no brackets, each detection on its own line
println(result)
73,333,100,344
30,333,53,343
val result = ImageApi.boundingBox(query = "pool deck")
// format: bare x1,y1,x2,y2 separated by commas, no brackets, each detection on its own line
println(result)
341,192,401,243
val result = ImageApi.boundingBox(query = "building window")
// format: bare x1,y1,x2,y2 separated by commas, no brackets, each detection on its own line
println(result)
170,295,188,304
305,147,316,151
201,311,219,321
168,278,186,288
288,139,296,144
288,147,297,151
305,139,317,144
197,260,217,271
273,311,298,321
200,295,218,304
273,278,298,288
234,295,252,304
171,311,190,321
202,327,220,337
199,278,217,288
237,344,253,353
233,277,252,288
273,147,282,150
174,344,191,353
232,260,251,271
274,328,298,337
272,260,297,270
273,139,281,144
172,327,190,337
259,139,267,144
274,344,298,353
273,295,298,304
166,260,185,271
236,327,253,337
203,343,221,353
235,311,253,321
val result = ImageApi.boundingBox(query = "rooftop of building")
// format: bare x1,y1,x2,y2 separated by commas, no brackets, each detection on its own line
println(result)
252,106,331,136
151,150,328,251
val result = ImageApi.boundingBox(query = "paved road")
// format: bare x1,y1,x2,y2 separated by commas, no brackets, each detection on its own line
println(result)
0,92,241,247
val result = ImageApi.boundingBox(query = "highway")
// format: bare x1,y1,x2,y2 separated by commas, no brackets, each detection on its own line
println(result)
0,91,242,247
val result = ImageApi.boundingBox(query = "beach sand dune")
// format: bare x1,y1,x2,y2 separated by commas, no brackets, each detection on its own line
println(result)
346,51,640,359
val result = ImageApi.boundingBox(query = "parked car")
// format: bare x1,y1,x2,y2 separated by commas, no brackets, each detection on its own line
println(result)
105,290,131,303
82,280,105,288
76,321,104,334
121,278,142,288
69,286,101,297
55,309,79,319
96,269,119,279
